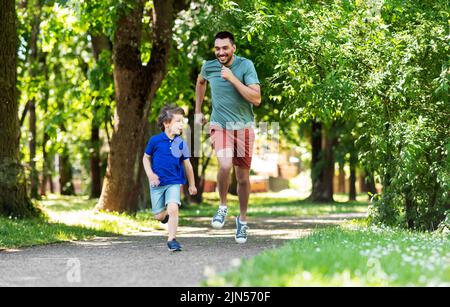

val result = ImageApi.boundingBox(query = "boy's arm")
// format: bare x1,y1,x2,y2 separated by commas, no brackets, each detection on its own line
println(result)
183,159,197,195
143,154,159,186
183,159,195,187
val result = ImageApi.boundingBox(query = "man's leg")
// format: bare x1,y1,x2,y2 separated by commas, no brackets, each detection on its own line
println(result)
211,148,233,229
235,165,250,222
216,148,234,206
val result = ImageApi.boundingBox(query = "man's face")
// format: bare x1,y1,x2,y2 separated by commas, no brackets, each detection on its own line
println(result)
214,38,236,66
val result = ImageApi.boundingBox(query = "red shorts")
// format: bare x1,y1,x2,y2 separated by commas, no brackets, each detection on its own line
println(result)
210,126,255,169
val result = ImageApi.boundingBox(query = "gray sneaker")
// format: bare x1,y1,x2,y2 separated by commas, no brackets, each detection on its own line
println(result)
211,207,228,229
235,216,249,244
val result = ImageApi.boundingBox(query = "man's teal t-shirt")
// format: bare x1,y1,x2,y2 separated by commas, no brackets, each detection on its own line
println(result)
200,55,260,130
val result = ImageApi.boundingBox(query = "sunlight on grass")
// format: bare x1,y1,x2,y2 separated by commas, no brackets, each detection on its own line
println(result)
41,195,161,234
181,192,369,218
0,195,160,249
204,223,450,286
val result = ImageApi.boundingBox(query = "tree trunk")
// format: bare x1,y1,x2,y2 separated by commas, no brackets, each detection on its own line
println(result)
349,165,357,201
97,0,184,213
28,1,42,199
349,149,357,201
29,98,39,198
310,120,334,202
0,0,39,218
39,52,51,196
404,186,415,229
59,147,74,195
89,33,112,199
366,171,377,195
338,163,346,194
322,126,335,201
90,125,102,198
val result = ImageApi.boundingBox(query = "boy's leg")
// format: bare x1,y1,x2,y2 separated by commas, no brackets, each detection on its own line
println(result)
167,203,179,241
154,211,168,222
150,186,168,221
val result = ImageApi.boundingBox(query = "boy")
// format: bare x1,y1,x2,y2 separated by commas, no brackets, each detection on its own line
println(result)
142,105,197,252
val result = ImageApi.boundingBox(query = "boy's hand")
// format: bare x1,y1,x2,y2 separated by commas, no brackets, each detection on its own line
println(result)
188,185,197,195
148,173,160,187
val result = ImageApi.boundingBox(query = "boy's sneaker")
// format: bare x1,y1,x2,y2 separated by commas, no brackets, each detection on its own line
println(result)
235,216,249,244
161,214,169,224
167,239,182,252
211,207,228,229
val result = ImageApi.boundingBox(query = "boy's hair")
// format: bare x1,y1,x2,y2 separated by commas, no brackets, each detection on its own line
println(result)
214,31,235,45
157,104,185,131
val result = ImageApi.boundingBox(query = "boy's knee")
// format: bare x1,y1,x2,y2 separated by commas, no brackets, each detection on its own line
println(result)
167,203,179,215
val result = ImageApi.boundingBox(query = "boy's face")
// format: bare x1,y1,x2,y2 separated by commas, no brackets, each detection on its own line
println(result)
164,114,185,136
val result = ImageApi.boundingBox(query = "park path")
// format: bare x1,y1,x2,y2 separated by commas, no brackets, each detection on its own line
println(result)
0,213,365,287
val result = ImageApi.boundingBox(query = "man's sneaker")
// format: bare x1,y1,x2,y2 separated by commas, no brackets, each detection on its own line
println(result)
235,216,249,244
161,214,169,224
167,239,182,252
211,207,228,229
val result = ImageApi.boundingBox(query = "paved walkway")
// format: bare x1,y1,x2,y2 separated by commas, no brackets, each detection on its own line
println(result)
0,213,365,287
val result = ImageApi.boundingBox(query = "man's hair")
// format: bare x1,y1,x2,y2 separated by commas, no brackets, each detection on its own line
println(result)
157,104,185,131
214,31,235,45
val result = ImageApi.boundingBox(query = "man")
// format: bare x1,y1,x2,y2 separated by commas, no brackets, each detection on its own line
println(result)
195,31,261,243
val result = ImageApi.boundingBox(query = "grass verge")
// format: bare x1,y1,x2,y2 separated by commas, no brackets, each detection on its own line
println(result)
204,221,450,286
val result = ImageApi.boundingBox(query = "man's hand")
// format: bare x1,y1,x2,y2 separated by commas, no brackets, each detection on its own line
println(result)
148,173,160,187
195,112,207,126
221,65,235,81
188,185,198,196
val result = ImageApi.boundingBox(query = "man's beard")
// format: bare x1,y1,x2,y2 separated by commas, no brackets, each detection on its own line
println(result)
217,54,232,66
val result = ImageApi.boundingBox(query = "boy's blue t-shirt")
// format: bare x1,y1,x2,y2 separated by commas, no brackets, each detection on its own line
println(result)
144,132,190,186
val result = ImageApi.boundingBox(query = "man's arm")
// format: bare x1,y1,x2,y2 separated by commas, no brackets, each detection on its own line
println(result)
221,66,261,106
195,74,208,125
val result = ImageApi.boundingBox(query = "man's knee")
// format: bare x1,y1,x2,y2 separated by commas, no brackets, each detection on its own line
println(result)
235,168,250,185
236,176,250,186
219,163,233,173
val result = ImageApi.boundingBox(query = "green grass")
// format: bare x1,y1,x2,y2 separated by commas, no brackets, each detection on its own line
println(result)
204,221,450,286
0,192,369,250
181,192,368,219
0,195,161,250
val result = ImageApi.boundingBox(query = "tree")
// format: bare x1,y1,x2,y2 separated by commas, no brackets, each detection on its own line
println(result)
0,0,39,218
96,0,190,213
89,32,113,198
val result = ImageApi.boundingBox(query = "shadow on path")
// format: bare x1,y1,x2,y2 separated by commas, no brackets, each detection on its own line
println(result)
0,212,366,286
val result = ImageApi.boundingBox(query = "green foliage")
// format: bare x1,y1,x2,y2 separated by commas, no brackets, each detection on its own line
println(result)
219,0,449,229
